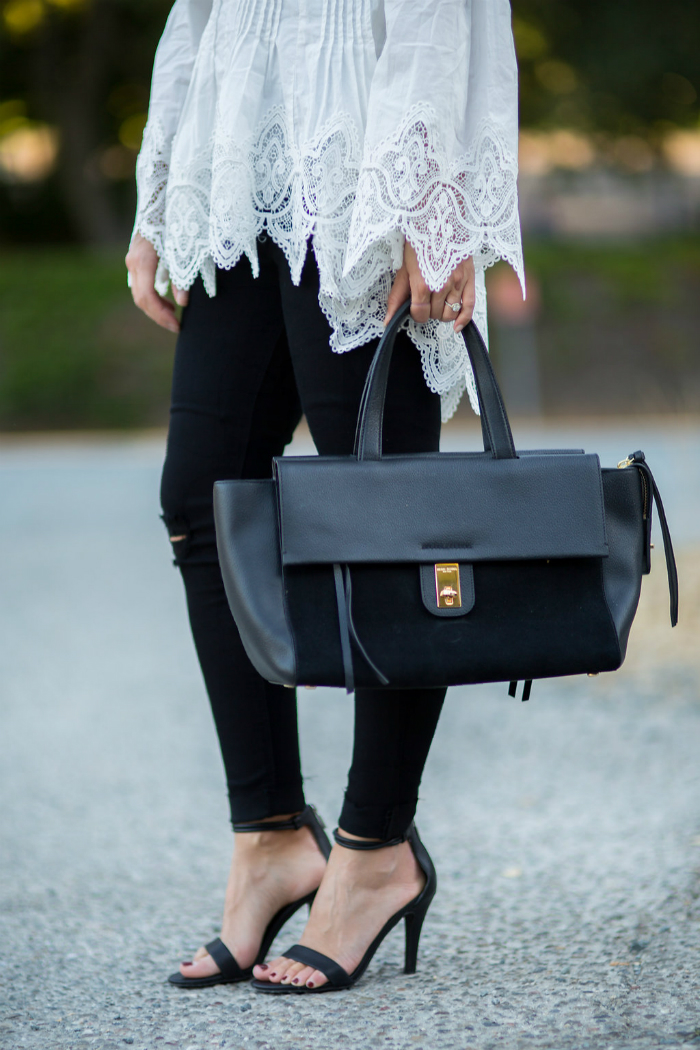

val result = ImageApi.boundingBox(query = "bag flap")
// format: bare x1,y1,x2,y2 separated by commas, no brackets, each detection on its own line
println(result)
274,452,608,566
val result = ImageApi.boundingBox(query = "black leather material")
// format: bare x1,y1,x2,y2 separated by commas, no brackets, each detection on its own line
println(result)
343,566,389,687
282,944,350,987
276,453,608,566
334,827,409,848
599,468,645,658
356,302,516,460
419,563,475,617
213,306,679,692
627,451,678,626
204,938,245,979
333,563,355,694
213,479,296,686
232,803,331,860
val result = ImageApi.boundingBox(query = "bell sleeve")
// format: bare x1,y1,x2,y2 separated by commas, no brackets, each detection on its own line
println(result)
344,0,524,294
128,0,213,294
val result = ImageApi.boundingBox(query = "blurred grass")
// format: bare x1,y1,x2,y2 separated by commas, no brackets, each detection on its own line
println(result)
0,248,175,430
0,238,699,430
507,236,700,416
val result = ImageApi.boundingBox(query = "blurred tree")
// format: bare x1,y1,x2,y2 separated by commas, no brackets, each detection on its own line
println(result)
0,0,169,244
0,0,698,245
513,0,700,136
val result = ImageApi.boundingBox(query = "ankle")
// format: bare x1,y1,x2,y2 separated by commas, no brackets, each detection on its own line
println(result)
335,827,382,843
234,812,299,843
236,812,301,827
233,820,318,857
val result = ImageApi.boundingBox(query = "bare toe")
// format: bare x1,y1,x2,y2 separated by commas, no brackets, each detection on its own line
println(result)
292,965,315,987
258,955,289,983
305,968,328,989
279,962,305,984
179,951,219,979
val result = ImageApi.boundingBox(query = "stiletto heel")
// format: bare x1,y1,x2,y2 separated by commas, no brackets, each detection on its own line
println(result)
251,822,437,994
168,804,330,988
403,902,428,975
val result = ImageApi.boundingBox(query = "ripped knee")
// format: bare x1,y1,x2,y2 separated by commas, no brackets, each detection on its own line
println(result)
161,513,191,565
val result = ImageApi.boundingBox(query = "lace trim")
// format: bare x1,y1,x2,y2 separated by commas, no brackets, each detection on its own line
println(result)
345,104,525,295
131,105,523,419
131,116,169,262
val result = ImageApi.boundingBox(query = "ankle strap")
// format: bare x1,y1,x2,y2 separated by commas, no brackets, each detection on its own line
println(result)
333,827,409,850
233,804,324,834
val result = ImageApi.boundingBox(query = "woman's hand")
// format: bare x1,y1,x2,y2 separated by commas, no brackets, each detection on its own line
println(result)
383,241,475,334
125,232,189,333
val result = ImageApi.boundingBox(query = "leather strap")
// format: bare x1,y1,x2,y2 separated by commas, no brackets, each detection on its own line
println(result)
354,301,516,461
333,564,355,694
232,804,322,834
333,564,389,693
232,815,303,832
508,680,533,702
343,566,389,686
333,827,408,849
628,452,679,627
282,944,351,987
204,938,245,979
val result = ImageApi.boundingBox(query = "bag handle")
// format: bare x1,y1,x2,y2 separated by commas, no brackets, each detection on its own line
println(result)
353,300,517,461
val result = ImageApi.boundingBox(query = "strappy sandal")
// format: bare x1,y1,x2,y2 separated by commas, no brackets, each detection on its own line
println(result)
168,804,331,989
250,822,436,994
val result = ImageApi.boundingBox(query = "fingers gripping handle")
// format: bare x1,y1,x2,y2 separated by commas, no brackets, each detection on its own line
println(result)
353,301,517,461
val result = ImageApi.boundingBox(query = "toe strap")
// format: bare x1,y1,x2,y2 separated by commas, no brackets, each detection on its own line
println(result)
283,944,350,987
204,938,246,979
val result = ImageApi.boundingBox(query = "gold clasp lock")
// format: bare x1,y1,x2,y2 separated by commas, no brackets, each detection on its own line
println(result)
617,456,634,469
435,563,462,609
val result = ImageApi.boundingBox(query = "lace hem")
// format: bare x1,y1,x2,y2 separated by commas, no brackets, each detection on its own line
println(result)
131,106,523,419
344,104,525,294
131,116,169,262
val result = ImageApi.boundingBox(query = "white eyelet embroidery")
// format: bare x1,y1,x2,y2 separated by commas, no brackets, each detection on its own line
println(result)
132,103,523,420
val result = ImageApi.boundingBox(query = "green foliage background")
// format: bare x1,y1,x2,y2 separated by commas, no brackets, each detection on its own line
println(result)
1,238,698,430
0,249,174,428
513,0,699,135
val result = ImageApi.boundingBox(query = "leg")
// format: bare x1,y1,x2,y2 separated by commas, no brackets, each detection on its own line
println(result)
339,688,445,839
161,247,326,977
255,244,445,988
161,258,305,822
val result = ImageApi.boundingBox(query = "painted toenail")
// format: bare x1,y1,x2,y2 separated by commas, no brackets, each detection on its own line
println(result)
258,963,269,971
307,981,315,988
269,972,277,978
292,978,299,984
181,961,193,966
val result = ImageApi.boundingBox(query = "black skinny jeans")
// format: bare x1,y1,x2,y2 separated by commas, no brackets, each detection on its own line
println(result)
160,236,446,840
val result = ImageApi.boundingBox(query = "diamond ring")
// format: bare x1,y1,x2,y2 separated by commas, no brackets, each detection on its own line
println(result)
445,300,461,313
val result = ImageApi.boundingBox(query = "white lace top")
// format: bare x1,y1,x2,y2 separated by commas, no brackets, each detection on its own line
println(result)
130,0,524,418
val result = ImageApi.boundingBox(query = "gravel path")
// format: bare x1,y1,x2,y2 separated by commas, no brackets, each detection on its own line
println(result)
1,423,699,1050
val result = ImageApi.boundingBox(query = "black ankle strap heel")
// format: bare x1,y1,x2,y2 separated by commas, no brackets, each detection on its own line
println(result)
332,827,408,849
252,821,437,994
168,804,331,990
233,804,331,860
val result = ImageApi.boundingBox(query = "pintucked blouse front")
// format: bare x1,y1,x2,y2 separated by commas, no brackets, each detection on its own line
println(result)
131,0,524,418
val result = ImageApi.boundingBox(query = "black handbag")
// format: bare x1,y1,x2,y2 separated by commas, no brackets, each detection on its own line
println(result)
213,301,678,699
